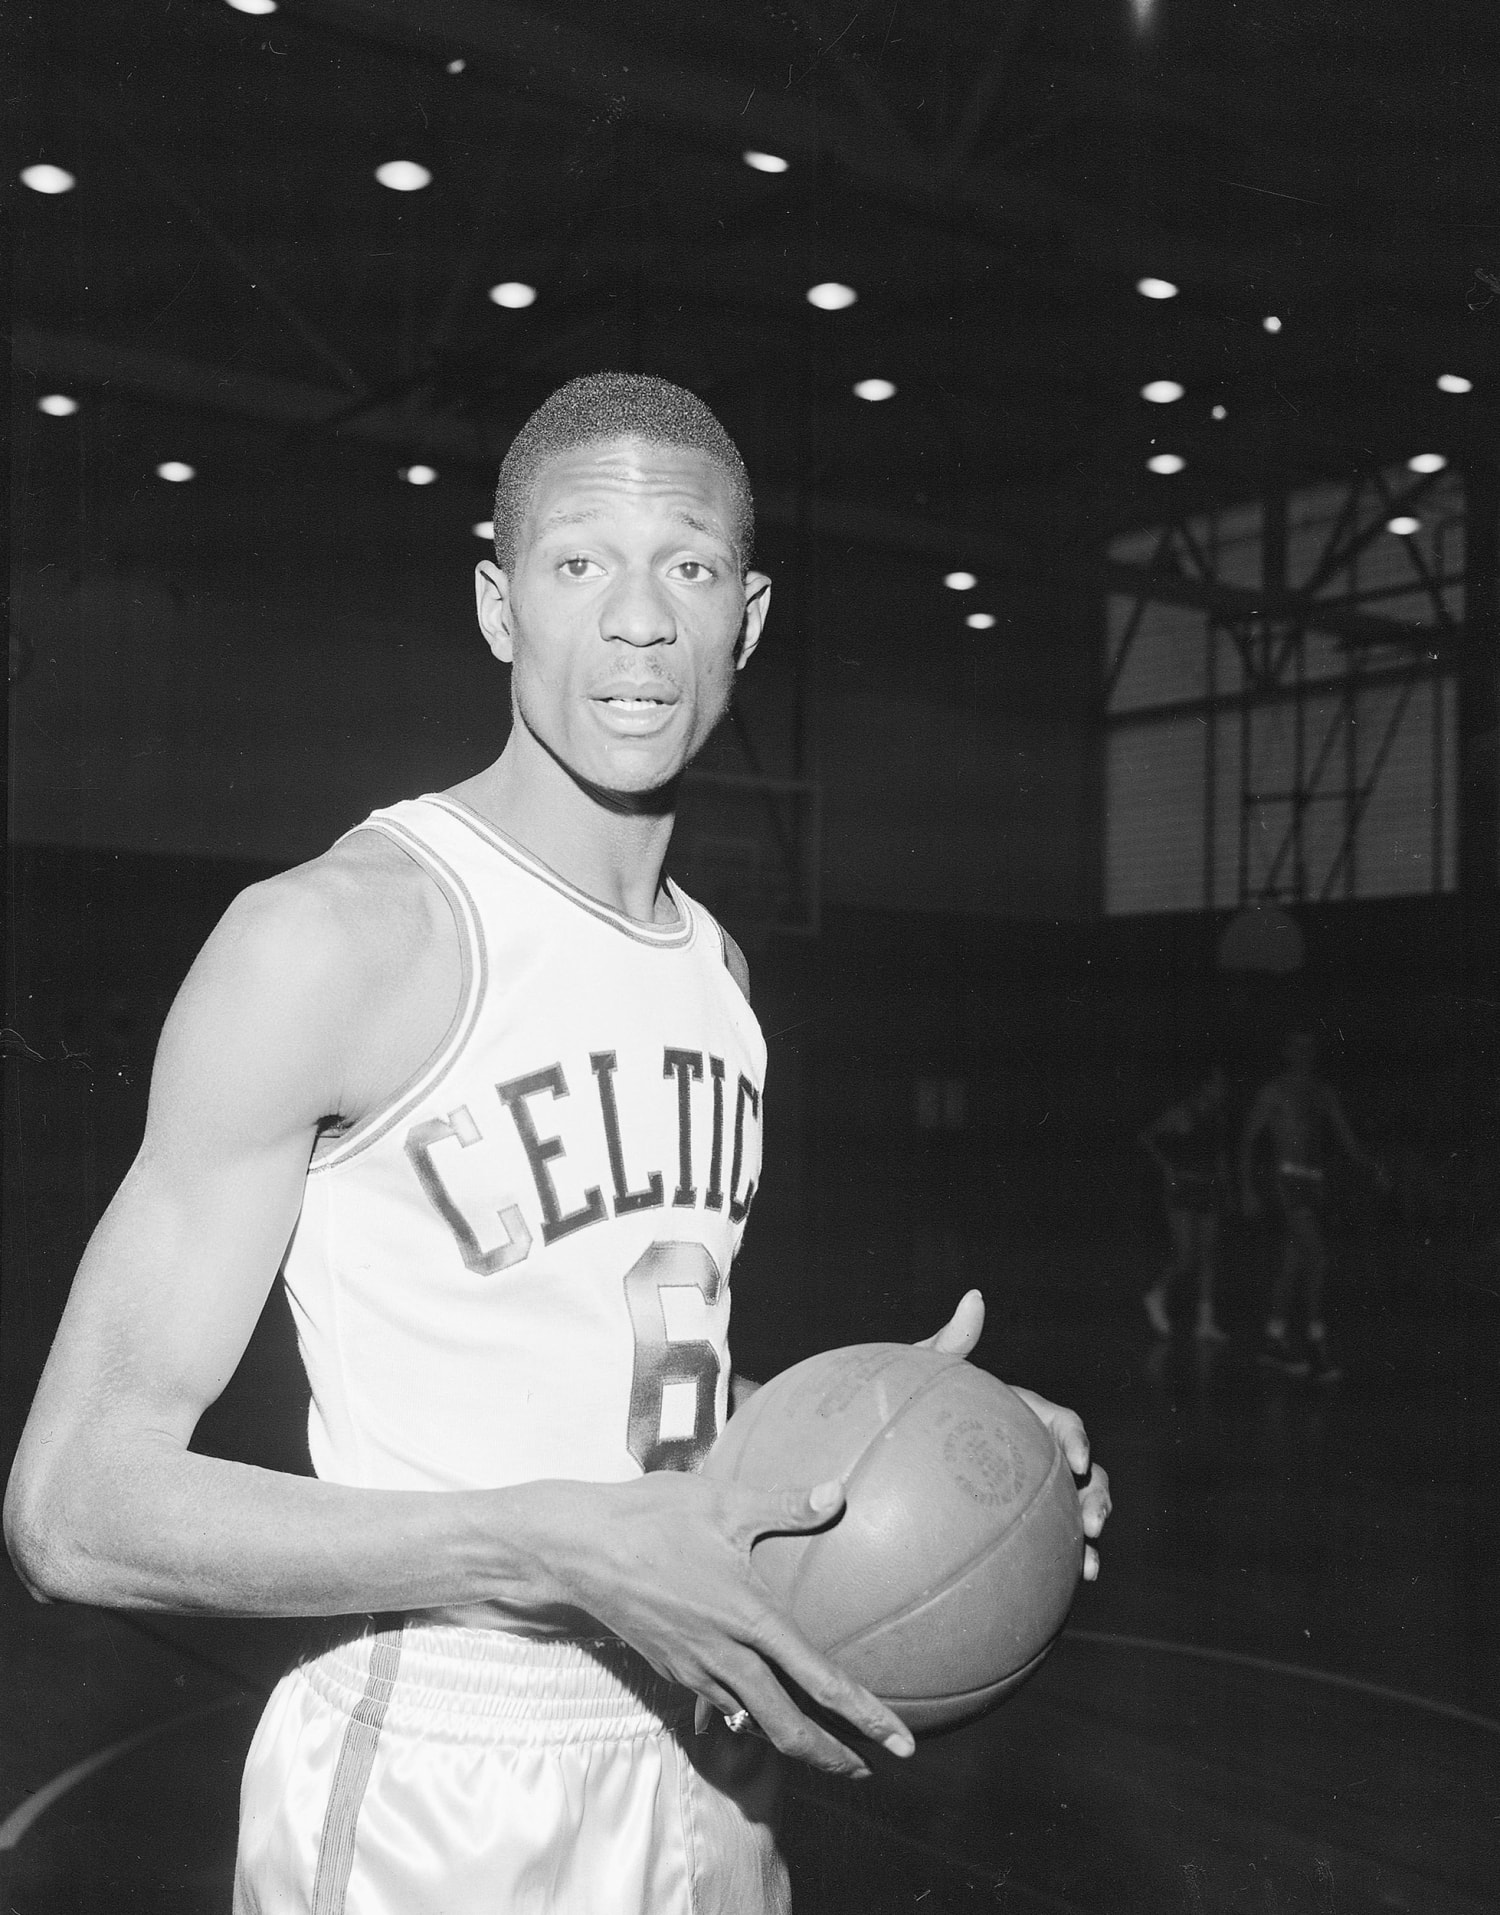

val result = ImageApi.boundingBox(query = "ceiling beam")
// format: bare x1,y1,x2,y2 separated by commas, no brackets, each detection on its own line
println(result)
15,322,1436,649
1099,555,1438,654
12,325,503,462
290,0,1270,288
937,0,1048,181
11,324,1030,571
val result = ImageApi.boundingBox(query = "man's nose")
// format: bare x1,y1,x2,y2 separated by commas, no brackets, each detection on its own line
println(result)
600,567,677,646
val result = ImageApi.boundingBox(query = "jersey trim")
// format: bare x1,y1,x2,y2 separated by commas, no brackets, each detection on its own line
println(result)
310,820,486,1173
716,921,752,1004
424,794,697,950
309,1629,403,1915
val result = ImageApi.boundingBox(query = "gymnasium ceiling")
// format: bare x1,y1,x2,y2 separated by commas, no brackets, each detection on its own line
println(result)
11,0,1500,595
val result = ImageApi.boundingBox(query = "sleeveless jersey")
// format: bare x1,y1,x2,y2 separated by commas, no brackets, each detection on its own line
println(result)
281,794,766,1495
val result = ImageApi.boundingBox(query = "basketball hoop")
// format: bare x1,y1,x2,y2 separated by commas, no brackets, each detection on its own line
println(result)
1217,898,1305,974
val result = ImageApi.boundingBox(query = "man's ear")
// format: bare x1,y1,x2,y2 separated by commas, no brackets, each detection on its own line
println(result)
736,571,772,670
476,561,516,663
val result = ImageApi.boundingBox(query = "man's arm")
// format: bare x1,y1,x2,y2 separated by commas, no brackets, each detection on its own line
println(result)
1239,1085,1276,1216
1138,1104,1184,1182
1321,1084,1380,1176
4,864,911,1778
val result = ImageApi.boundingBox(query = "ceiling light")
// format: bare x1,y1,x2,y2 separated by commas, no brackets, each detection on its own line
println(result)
488,281,537,309
943,571,977,591
21,163,76,195
401,465,438,485
743,150,788,173
1136,276,1177,300
1262,315,1282,333
37,393,79,416
1437,373,1472,394
1407,453,1447,474
446,58,466,73
225,0,278,13
1141,379,1184,404
853,378,896,401
807,281,857,310
473,520,495,540
1386,515,1421,537
375,160,432,192
1147,453,1186,475
965,612,997,630
156,461,195,483
1211,404,1227,420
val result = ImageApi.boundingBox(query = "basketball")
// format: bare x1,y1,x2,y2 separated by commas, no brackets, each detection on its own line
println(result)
703,1343,1084,1734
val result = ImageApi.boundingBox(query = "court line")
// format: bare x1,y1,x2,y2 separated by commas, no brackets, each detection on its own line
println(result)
8,1632,1492,1868
790,1787,1087,1915
1065,1629,1500,1737
0,1695,249,1852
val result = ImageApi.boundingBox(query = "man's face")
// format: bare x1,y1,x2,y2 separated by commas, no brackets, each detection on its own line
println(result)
475,436,768,798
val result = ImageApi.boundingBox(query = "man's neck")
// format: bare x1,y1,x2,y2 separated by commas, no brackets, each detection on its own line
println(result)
447,737,679,925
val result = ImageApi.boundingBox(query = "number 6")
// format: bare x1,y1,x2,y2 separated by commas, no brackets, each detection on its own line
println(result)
623,1242,725,1473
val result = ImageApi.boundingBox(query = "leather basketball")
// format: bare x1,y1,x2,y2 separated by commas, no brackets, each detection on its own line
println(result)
703,1343,1084,1733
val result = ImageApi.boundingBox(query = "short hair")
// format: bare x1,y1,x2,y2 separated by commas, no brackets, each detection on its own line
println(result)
491,372,755,573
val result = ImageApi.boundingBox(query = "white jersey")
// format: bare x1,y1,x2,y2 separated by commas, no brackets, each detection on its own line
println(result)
281,793,766,1494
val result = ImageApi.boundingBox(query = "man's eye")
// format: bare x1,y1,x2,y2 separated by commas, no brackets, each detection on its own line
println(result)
560,557,599,578
672,560,713,581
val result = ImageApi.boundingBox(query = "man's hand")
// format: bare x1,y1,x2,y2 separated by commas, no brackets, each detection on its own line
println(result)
1009,1388,1111,1583
547,1472,915,1780
916,1290,1111,1582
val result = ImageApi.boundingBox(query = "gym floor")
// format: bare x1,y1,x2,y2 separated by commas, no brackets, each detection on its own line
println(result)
4,1121,1493,1915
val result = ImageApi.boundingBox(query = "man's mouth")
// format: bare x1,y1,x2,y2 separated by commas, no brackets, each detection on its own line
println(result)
592,683,680,711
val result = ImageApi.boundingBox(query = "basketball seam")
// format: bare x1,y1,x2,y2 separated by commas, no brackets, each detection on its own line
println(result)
891,1640,1054,1706
716,1351,1075,1685
785,1353,970,1610
818,1438,1073,1665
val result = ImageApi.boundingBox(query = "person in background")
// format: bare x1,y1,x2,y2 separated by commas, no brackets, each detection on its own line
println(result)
1240,1030,1383,1383
1139,1069,1231,1344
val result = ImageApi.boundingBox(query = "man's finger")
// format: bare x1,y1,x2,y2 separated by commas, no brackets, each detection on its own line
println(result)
746,1611,915,1762
733,1479,846,1550
1054,1418,1090,1478
1081,1464,1111,1536
1011,1388,1091,1478
916,1288,985,1355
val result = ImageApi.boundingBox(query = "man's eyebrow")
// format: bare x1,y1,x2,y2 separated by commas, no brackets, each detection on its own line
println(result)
536,508,602,533
535,506,731,544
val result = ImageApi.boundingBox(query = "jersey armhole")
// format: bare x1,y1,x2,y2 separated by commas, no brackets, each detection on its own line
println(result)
309,819,485,1170
717,922,752,1005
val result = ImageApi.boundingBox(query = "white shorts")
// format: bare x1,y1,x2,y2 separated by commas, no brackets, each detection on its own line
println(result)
233,1624,789,1915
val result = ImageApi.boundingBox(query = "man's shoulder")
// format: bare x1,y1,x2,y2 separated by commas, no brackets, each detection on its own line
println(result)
216,827,446,990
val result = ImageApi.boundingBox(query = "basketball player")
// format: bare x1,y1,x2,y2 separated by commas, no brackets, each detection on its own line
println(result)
1138,1070,1230,1342
6,375,1111,1915
1239,1030,1382,1381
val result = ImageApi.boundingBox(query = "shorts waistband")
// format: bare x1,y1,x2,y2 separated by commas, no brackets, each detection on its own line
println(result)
298,1624,692,1747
